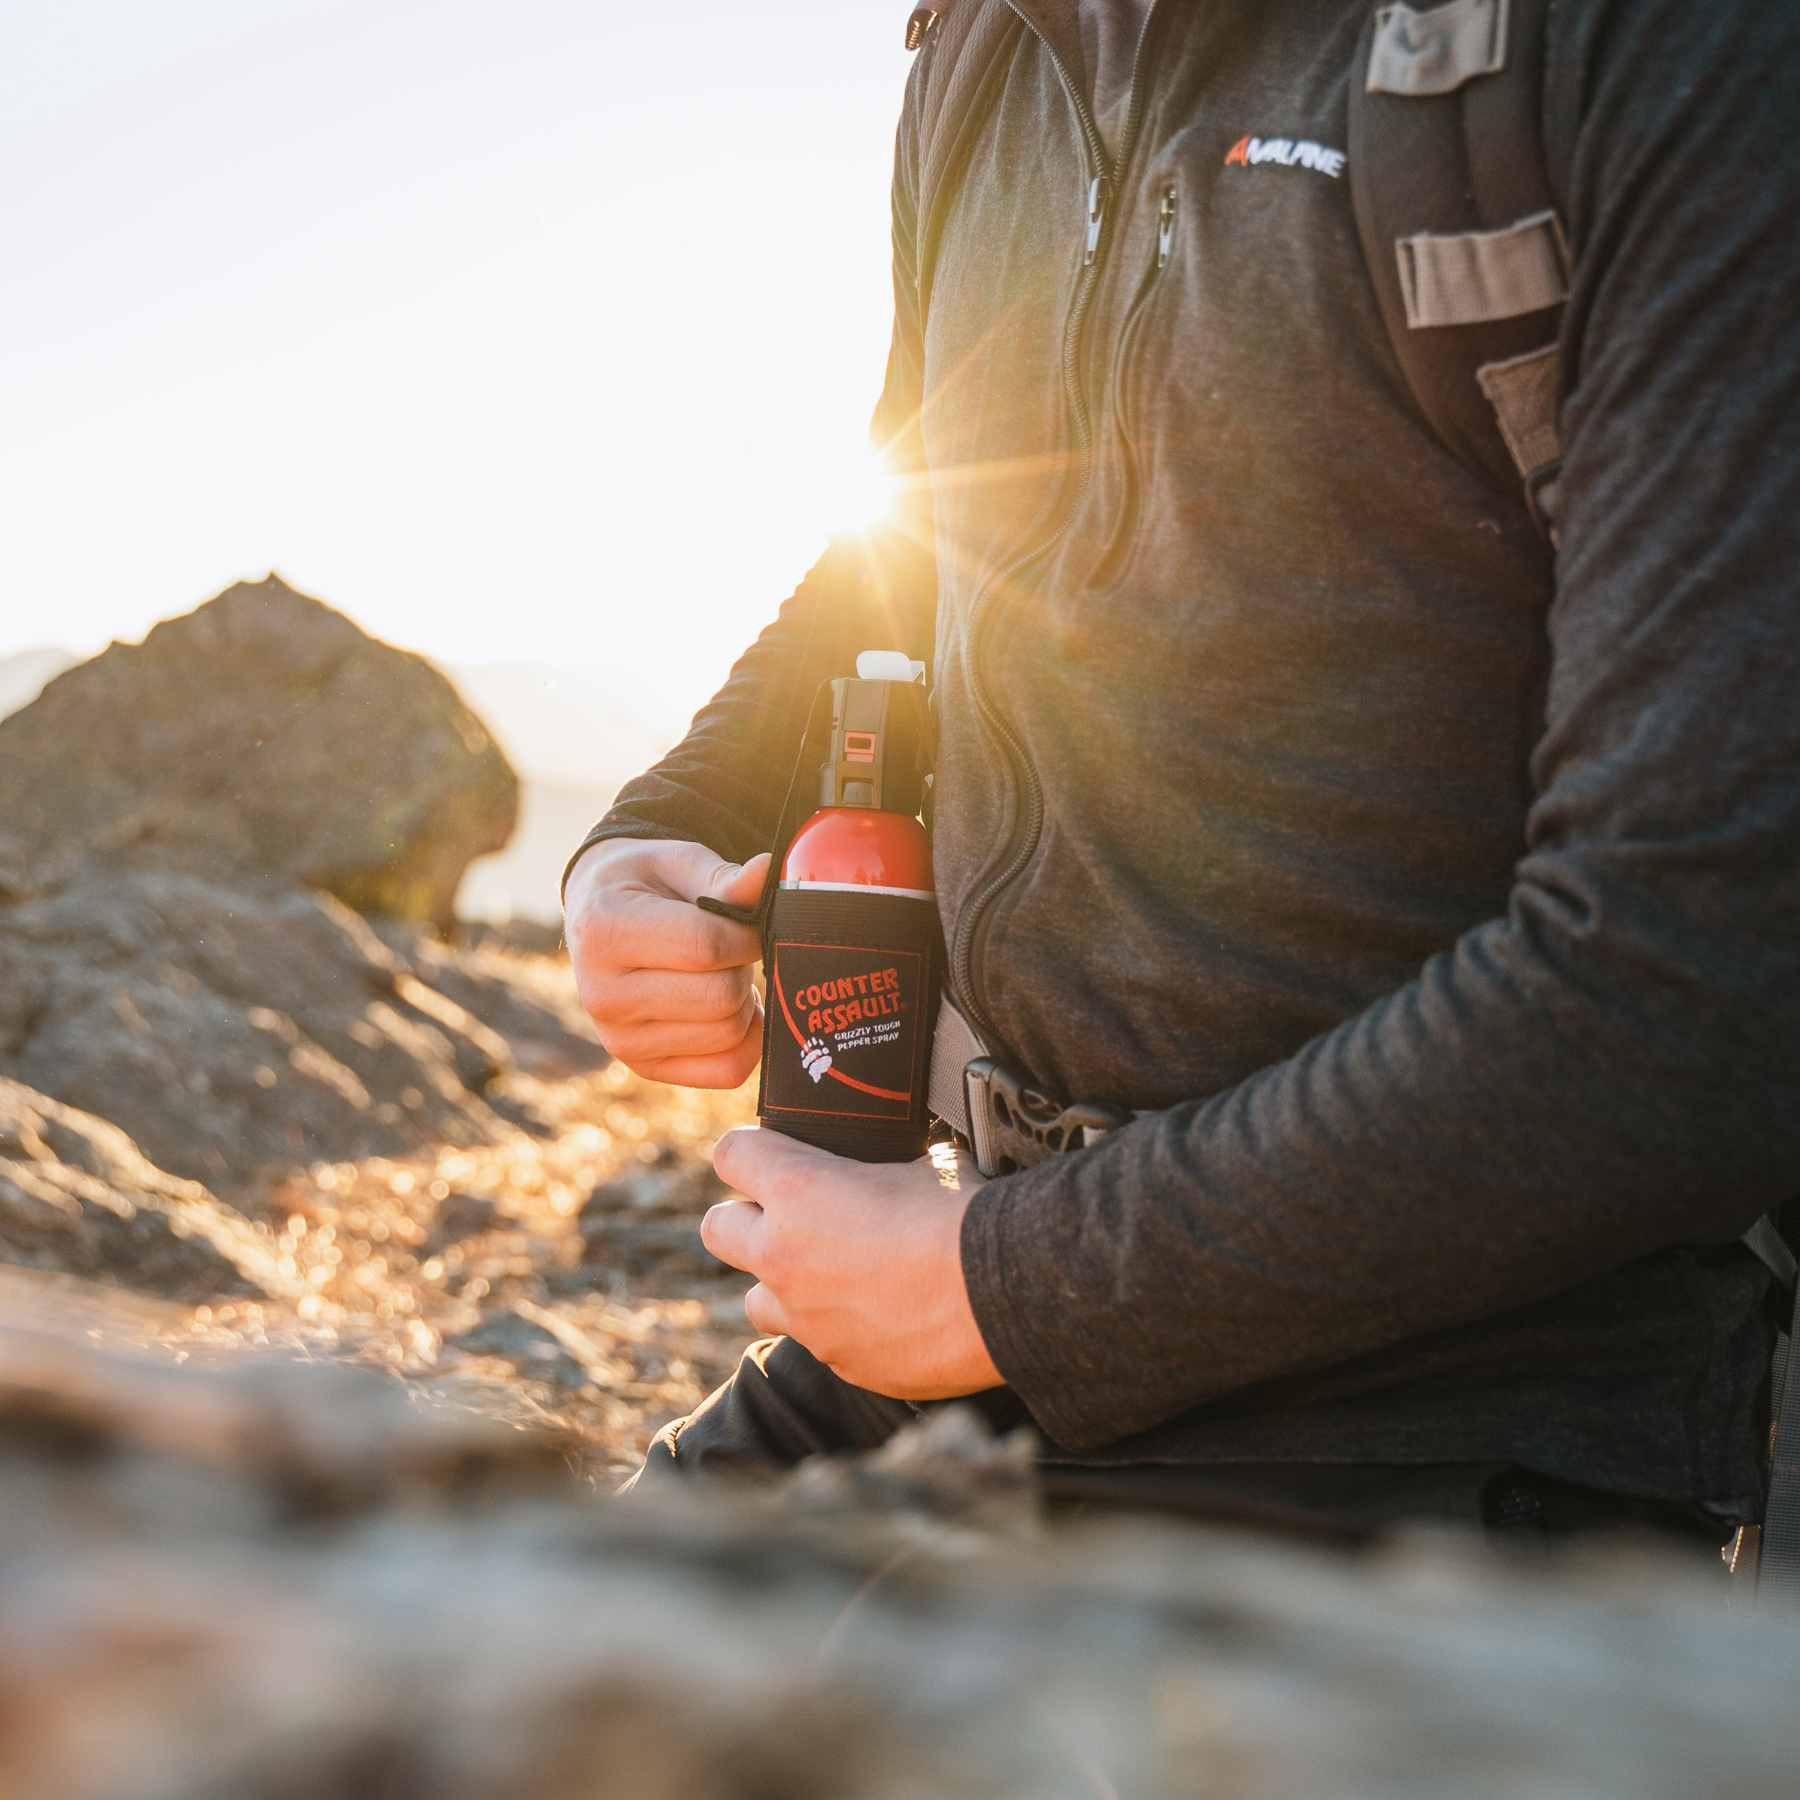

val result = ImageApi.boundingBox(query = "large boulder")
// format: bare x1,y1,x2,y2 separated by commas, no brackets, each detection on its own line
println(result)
0,646,77,721
0,867,604,1200
0,574,517,926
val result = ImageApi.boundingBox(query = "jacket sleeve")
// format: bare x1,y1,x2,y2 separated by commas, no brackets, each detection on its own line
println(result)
958,0,1800,1451
561,112,935,892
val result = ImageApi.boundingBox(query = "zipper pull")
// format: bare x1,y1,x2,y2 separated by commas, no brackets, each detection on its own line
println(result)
905,7,943,51
1155,185,1178,269
1084,176,1110,266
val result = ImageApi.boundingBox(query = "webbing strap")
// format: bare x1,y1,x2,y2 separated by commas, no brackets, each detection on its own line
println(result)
926,995,987,1142
1744,1213,1799,1291
1476,343,1560,480
1348,0,1567,522
1762,1300,1800,1605
1398,209,1569,329
1367,0,1510,97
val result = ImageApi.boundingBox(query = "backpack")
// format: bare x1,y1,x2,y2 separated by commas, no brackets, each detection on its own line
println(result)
903,0,1800,1603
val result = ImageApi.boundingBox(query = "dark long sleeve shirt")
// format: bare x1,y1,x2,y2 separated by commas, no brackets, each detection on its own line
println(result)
573,0,1799,1509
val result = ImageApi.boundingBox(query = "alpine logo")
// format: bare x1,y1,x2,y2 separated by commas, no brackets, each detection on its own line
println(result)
1224,135,1347,180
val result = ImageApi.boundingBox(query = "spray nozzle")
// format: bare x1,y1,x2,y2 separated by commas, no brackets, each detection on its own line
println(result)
819,651,929,814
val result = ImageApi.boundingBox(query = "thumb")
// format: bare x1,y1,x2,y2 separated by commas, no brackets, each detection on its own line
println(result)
707,851,771,911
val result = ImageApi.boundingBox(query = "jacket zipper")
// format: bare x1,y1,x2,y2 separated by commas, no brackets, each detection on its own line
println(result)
950,0,1166,1047
1091,183,1178,588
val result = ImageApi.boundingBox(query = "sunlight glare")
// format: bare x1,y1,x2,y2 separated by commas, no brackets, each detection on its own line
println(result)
810,443,900,537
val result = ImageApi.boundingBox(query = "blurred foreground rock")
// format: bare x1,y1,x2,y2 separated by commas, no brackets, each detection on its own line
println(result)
1,1311,1798,1800
0,573,516,926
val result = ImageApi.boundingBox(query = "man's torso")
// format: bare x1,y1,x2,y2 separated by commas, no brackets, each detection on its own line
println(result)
900,0,1769,1507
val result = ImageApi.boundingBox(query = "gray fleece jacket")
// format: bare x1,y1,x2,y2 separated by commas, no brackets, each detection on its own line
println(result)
572,0,1800,1509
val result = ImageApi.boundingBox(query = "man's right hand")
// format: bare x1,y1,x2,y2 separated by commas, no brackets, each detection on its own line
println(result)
563,839,769,1088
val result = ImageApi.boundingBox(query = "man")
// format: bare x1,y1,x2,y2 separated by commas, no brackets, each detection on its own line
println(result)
563,0,1800,1541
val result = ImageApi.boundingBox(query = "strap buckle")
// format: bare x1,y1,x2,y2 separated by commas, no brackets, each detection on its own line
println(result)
961,1056,1130,1178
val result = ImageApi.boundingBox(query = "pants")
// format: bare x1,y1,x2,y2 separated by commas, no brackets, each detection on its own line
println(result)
625,1336,1734,1553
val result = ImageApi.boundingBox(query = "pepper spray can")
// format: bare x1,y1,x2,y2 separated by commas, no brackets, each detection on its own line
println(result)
757,652,937,1162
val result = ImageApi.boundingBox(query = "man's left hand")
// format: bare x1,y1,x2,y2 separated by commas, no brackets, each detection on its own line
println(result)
703,1127,1003,1401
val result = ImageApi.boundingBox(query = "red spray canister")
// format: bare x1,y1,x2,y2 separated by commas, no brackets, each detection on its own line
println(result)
755,654,938,1162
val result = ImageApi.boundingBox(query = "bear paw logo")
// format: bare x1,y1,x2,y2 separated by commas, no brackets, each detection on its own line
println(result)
800,1037,833,1084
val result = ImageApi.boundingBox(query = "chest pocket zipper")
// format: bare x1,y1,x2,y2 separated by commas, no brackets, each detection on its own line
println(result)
1091,183,1178,589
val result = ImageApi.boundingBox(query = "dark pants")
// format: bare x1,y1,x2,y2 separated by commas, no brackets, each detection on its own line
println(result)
626,1336,1734,1554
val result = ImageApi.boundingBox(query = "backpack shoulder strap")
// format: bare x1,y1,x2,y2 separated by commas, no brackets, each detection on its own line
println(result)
1347,0,1572,538
1760,1276,1800,1606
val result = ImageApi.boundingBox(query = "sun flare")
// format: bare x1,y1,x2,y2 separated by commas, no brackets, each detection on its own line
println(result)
810,443,901,537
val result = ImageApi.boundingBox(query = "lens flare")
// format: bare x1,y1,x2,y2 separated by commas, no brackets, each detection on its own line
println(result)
813,444,900,536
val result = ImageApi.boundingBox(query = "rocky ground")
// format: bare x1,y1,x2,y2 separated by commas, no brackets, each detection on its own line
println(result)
2,929,755,1484
0,577,756,1481
172,998,758,1485
9,579,1800,1797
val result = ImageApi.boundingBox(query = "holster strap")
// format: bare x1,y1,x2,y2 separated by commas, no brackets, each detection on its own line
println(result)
928,998,1140,1177
926,995,989,1137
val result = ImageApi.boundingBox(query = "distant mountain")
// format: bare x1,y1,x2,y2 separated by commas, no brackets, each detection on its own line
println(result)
446,661,678,790
0,648,79,720
447,664,684,926
457,774,621,927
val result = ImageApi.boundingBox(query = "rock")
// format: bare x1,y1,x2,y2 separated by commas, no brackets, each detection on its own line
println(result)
0,574,516,927
0,867,596,1199
372,920,607,1081
455,916,566,958
0,1080,279,1302
575,1163,731,1283
426,1191,500,1250
2,1319,1800,1800
579,1158,722,1222
0,646,77,721
577,1215,726,1285
574,1157,720,1290
447,1306,590,1390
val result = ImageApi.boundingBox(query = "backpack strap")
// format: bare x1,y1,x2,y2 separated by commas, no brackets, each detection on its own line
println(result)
1763,1292,1800,1604
1747,1202,1800,1606
1348,0,1570,539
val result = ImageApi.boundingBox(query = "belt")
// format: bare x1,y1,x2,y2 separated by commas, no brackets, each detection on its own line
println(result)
926,997,1140,1177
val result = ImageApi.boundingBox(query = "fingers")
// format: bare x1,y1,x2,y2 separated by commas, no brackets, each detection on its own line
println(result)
567,841,767,977
699,1197,766,1273
743,1283,790,1336
701,1200,792,1339
580,884,760,977
703,1129,869,1358
565,841,773,1083
708,852,771,913
711,1121,835,1198
623,995,764,1089
592,981,756,1054
589,964,754,1029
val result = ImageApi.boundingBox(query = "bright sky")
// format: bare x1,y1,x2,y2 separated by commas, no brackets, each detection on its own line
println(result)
1,1,908,729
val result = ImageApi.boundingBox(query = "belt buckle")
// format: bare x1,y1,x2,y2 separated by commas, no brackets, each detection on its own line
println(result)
961,1056,1131,1179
